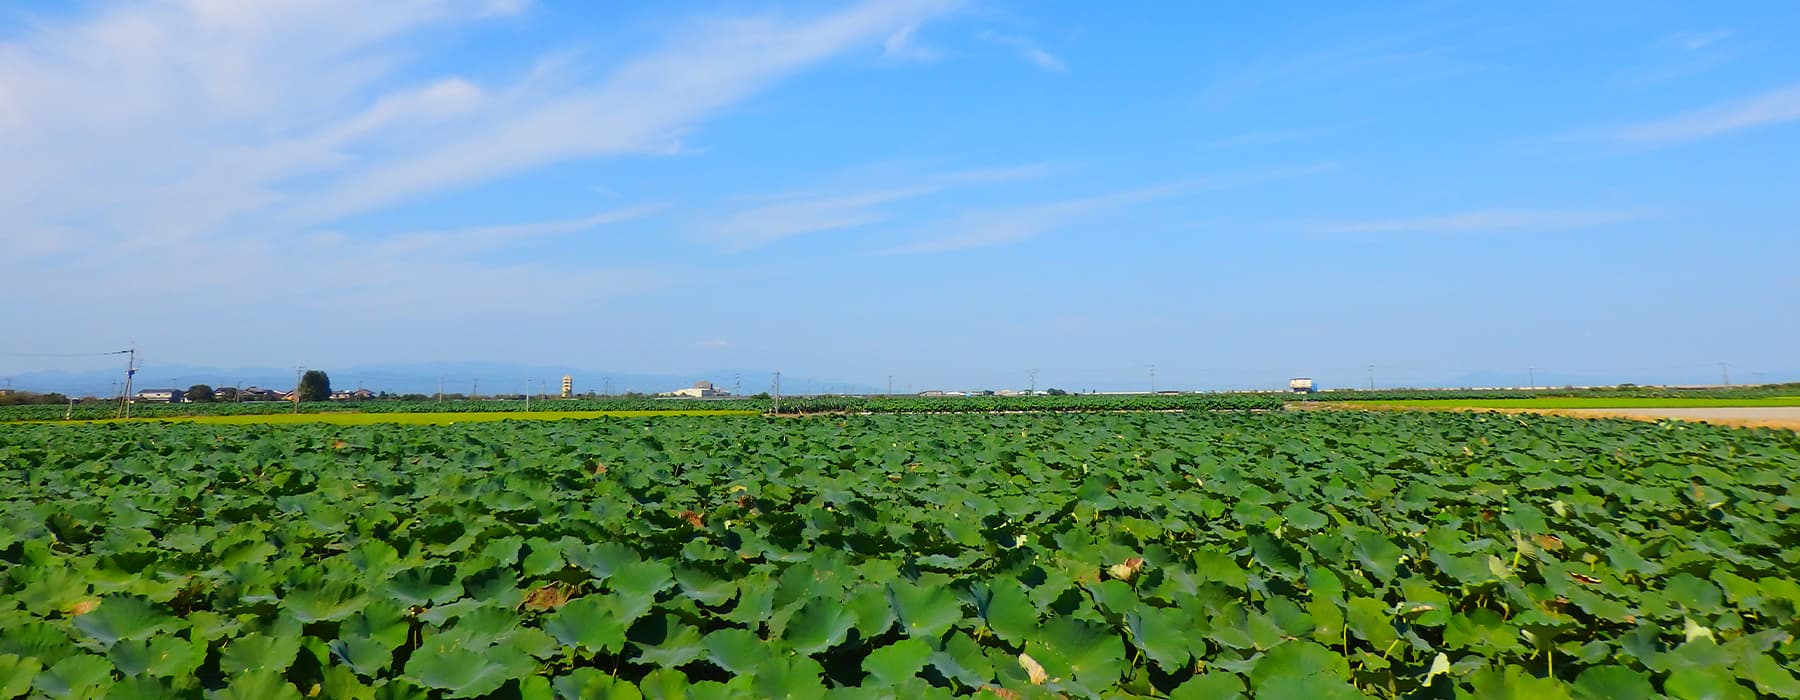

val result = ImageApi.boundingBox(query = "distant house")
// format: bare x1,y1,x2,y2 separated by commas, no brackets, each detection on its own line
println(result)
134,389,183,403
238,387,284,402
330,389,375,401
663,381,729,398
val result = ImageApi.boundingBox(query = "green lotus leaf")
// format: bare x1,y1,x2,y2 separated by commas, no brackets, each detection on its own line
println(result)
628,615,705,668
342,600,410,651
702,628,768,676
783,597,857,655
331,636,395,677
382,565,463,607
673,567,737,607
1125,606,1196,672
1169,672,1245,700
71,596,175,649
610,560,675,621
106,676,179,700
220,632,300,675
284,581,369,622
566,542,641,580
0,654,42,699
543,596,629,655
552,669,643,700
862,638,932,686
1253,668,1367,700
1023,618,1125,689
969,580,1036,644
214,670,303,700
403,636,534,699
320,664,377,700
32,654,114,699
1347,527,1404,583
1663,573,1724,614
1572,665,1654,700
1194,549,1248,589
634,668,689,700
847,585,896,638
1738,653,1800,697
1464,665,1574,700
751,655,827,700
106,634,202,678
888,581,964,640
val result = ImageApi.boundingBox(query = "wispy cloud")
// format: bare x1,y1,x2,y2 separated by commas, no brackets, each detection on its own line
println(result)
1603,83,1800,146
0,0,963,321
1671,29,1733,52
979,31,1066,72
362,204,667,256
885,163,1338,255
1312,209,1646,235
710,164,1050,251
882,23,941,62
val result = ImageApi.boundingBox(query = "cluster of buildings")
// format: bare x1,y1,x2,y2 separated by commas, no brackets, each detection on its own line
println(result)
132,387,375,403
659,381,731,398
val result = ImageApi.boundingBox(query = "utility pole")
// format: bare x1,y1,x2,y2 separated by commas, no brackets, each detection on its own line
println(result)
772,371,781,415
887,375,893,396
472,379,479,399
437,376,443,404
1147,364,1157,394
603,376,612,397
1367,364,1375,391
118,347,137,419
734,373,741,397
1719,363,1731,386
525,379,531,412
293,366,303,415
1528,367,1536,389
1028,369,1038,395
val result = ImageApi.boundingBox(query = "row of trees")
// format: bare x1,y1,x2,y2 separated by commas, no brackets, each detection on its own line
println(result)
179,370,335,403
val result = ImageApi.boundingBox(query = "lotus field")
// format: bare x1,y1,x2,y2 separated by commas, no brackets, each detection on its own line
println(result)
1,411,1798,698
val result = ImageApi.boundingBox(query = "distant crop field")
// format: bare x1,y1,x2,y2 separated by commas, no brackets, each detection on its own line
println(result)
16,410,762,426
1351,396,1800,410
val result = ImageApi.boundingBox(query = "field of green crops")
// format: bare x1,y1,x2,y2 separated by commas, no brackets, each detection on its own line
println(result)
2,412,1798,699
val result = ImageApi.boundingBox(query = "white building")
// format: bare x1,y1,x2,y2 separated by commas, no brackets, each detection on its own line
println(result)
664,381,728,398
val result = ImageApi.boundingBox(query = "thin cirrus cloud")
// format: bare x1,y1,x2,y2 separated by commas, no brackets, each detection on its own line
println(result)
364,204,669,257
884,163,1339,255
978,31,1066,72
0,0,964,314
1603,83,1800,147
710,164,1052,251
1312,209,1647,235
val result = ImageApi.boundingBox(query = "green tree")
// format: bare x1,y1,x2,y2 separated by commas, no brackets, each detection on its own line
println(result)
214,386,238,402
298,370,332,402
186,384,215,403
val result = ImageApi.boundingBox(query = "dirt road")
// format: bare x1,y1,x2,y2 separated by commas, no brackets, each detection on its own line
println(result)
1550,407,1800,431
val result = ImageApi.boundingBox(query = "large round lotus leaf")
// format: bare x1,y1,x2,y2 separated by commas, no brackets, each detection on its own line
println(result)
887,582,964,640
552,669,643,700
627,615,705,668
543,596,629,655
752,655,827,700
1169,673,1244,700
33,654,115,698
701,628,768,676
783,597,856,655
106,634,202,678
70,596,175,649
404,638,534,699
331,636,395,677
861,638,932,685
0,654,42,699
382,565,463,607
214,671,303,700
283,581,369,623
220,632,301,675
1572,665,1654,700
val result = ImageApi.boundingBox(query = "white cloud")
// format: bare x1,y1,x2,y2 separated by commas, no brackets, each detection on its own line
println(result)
979,31,1066,72
1671,29,1732,52
0,0,963,328
363,204,667,256
882,23,940,62
1312,209,1646,235
711,164,1050,251
1604,83,1800,146
886,163,1338,254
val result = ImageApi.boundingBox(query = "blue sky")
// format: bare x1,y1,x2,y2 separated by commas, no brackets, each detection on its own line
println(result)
2,0,1797,391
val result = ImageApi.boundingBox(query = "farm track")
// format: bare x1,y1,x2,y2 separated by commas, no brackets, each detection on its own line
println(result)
1312,402,1800,431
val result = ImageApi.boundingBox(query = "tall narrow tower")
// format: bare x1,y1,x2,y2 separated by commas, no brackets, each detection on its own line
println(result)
561,375,573,399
